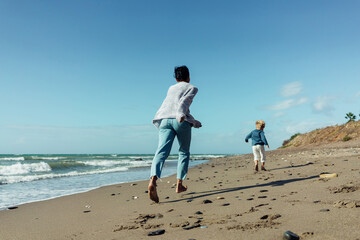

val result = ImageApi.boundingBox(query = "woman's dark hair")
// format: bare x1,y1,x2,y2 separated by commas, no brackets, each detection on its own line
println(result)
174,65,189,81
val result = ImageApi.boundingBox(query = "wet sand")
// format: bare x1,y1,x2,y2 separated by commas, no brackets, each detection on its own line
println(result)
1,140,360,240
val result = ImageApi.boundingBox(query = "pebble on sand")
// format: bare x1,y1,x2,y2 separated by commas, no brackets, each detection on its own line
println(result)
148,229,165,236
283,230,300,240
203,200,213,204
319,173,338,178
183,224,201,230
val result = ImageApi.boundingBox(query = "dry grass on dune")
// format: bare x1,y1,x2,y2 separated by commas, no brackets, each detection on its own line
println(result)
282,121,360,148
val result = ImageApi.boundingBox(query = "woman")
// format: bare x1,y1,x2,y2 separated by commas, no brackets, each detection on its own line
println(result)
148,65,202,203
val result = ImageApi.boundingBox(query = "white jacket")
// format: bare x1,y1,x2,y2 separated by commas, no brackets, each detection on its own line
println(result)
153,82,201,128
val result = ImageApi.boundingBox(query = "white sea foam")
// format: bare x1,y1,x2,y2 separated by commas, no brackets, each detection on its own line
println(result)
0,162,51,176
82,160,121,167
31,156,67,160
129,156,152,160
82,159,152,168
192,155,226,159
0,157,25,161
0,166,129,184
122,160,152,167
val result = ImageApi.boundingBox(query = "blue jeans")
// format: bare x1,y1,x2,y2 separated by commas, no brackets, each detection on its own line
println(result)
150,118,192,180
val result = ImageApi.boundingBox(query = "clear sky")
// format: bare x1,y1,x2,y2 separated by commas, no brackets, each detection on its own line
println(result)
1,0,359,154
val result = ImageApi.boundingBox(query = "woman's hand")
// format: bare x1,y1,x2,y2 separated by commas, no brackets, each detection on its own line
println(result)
193,120,202,128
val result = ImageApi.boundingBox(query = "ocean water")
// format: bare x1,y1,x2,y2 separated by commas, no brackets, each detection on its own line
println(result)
0,154,225,210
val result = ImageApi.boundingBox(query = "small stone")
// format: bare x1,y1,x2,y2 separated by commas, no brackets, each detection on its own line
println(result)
8,207,18,210
320,209,330,212
83,210,91,213
111,193,116,196
183,224,201,230
195,211,203,215
319,173,337,178
156,213,164,218
260,215,268,220
131,183,137,186
259,190,268,192
222,203,230,206
256,203,268,207
167,209,174,212
270,214,281,220
165,196,170,199
283,230,300,240
148,229,165,236
258,196,267,198
248,207,256,212
187,199,193,203
313,200,321,203
217,197,225,200
247,198,254,201
203,200,213,204
145,190,148,193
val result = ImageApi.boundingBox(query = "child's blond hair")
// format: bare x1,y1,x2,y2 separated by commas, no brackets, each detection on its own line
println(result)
256,120,265,130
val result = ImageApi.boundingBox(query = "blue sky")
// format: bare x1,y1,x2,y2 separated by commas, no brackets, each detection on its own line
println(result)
1,0,359,154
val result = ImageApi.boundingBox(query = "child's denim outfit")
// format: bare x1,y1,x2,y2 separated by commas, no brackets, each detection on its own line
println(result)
245,129,269,163
151,82,201,180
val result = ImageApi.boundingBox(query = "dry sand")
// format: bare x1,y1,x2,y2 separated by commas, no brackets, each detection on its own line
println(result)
1,141,360,240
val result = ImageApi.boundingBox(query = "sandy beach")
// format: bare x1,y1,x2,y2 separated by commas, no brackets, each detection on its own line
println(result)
1,140,360,240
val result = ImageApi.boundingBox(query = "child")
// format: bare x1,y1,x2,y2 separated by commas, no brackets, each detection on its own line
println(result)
148,65,202,203
245,120,269,171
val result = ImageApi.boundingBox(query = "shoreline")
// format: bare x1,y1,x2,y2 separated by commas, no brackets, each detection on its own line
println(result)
0,158,213,211
1,142,360,239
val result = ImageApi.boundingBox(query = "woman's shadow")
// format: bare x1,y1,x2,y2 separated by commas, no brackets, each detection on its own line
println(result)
162,174,318,203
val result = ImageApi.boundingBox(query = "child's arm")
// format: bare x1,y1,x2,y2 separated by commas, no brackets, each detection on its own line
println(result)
245,132,252,143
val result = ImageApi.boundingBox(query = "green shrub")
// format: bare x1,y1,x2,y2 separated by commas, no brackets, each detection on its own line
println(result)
343,135,351,142
345,112,356,122
289,133,301,141
281,133,301,147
